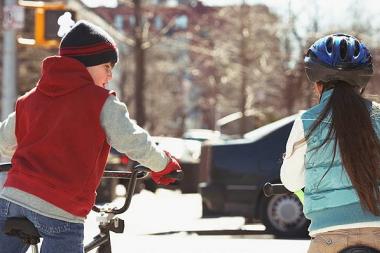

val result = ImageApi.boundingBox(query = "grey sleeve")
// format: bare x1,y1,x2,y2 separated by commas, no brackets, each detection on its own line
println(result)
0,112,17,158
100,95,169,172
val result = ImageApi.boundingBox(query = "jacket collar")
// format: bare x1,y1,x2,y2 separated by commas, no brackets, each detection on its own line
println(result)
320,89,333,104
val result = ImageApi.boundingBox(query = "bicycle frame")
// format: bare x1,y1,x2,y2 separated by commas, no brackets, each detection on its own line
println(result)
0,163,182,253
84,167,149,253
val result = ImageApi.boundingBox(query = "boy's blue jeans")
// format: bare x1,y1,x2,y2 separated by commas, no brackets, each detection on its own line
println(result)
0,198,84,253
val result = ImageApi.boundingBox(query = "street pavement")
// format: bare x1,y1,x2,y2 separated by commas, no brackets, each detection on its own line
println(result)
27,188,310,252
83,188,310,253
107,235,310,253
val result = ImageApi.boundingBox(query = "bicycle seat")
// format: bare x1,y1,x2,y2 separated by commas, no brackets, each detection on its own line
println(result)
4,217,41,245
339,246,380,253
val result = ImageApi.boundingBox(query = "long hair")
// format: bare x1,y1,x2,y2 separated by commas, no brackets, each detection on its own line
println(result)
305,80,380,215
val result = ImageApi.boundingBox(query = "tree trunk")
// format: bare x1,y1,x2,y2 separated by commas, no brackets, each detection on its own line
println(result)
118,64,128,102
133,0,146,126
239,3,248,137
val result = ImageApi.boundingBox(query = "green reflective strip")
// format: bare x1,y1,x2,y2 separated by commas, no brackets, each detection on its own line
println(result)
295,190,304,205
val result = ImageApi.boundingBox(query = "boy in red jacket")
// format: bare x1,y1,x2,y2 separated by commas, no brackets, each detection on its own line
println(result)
0,20,182,253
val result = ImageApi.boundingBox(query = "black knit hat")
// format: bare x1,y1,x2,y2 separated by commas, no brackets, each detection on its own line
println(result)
59,20,118,67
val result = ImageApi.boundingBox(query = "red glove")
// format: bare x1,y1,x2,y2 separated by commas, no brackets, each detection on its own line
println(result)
151,151,182,185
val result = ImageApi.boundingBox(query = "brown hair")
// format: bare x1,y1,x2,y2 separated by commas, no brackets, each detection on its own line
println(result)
305,80,380,215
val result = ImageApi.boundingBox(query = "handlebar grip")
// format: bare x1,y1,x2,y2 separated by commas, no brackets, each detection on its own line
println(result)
0,163,12,172
102,170,148,179
263,182,291,197
163,170,184,181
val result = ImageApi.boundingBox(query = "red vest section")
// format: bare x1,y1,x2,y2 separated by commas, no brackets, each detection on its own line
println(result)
5,56,112,217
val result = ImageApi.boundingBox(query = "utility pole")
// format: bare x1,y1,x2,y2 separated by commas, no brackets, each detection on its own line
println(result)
2,0,18,120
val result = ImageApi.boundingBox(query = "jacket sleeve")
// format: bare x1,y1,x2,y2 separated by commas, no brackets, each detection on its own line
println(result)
280,115,306,192
99,95,169,172
0,112,17,158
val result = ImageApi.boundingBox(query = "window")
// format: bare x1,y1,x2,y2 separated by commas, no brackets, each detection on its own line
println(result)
175,15,188,29
114,15,124,31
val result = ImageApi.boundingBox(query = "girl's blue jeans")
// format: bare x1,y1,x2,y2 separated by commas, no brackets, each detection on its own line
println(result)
0,198,84,253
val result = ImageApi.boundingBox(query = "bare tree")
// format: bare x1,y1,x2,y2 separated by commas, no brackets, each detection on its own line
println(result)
70,0,180,128
202,4,283,135
132,0,147,126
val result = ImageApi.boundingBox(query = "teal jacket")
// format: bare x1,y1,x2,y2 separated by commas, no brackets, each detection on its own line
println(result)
281,89,380,233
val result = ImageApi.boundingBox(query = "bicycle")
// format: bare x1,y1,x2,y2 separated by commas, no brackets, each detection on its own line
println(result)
263,182,380,253
0,162,183,253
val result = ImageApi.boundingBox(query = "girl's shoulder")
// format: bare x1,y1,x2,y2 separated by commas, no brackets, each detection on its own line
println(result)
301,104,327,120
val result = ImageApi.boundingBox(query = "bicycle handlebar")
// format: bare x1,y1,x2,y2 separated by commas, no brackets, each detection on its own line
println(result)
263,182,291,197
0,163,12,172
95,165,183,215
0,163,184,215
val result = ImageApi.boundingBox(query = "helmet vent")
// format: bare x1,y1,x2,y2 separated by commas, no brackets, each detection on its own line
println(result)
340,39,348,60
326,37,333,53
354,40,360,57
306,49,317,60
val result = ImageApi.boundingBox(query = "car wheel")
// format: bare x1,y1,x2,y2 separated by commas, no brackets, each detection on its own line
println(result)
199,182,225,217
261,193,309,238
96,178,118,204
142,179,158,192
202,201,221,217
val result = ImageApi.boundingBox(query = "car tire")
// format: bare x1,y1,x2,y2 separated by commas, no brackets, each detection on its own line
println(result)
199,182,225,217
143,179,158,192
96,178,118,204
202,201,222,217
260,193,310,238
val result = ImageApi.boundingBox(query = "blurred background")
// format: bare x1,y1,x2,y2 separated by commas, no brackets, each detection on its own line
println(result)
3,0,380,137
2,0,380,250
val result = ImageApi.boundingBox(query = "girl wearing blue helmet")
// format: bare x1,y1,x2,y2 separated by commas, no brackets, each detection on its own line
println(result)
280,34,380,252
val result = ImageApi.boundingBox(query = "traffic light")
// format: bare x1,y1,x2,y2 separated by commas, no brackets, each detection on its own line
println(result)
18,1,75,48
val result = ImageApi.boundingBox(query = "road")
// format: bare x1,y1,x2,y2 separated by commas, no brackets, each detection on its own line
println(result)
82,188,310,253
25,188,309,252
106,235,309,253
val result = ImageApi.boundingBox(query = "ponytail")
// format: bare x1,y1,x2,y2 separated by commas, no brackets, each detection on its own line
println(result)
306,80,380,215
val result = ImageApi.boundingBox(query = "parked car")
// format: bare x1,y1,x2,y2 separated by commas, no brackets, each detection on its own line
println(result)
95,148,130,204
96,136,202,204
198,113,310,238
152,136,202,193
182,129,231,142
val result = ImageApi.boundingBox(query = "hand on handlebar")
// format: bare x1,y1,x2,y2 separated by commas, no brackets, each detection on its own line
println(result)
263,183,304,204
150,151,182,185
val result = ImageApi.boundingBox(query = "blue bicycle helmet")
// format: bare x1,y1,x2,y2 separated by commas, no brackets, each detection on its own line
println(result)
304,33,373,88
